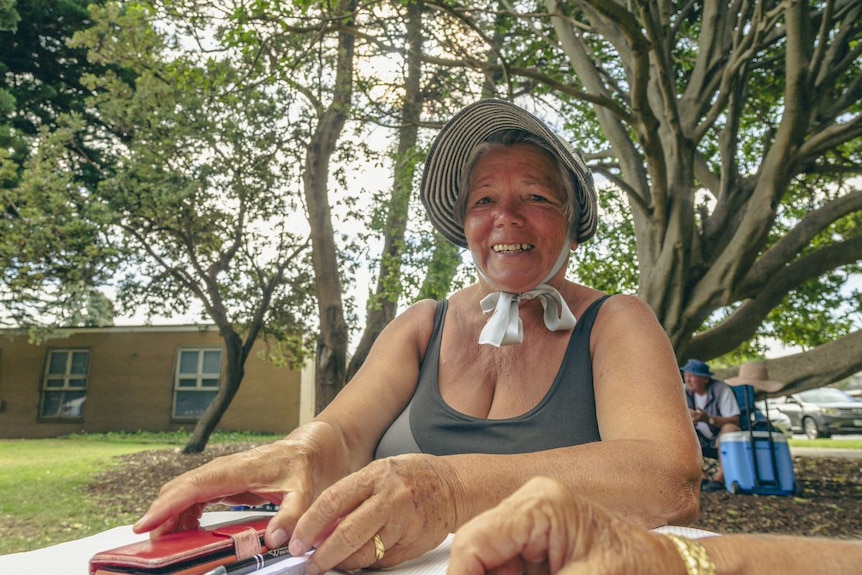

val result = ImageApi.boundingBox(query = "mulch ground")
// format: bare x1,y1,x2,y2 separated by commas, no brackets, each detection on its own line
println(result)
87,443,862,539
694,455,862,538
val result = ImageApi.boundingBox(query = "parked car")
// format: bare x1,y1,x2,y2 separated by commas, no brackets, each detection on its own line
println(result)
771,387,862,439
753,400,793,438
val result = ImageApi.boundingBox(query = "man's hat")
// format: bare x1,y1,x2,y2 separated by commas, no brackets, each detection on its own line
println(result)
680,359,713,378
420,99,598,249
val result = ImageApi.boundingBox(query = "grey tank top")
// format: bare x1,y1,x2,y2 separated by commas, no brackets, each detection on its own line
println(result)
374,295,609,458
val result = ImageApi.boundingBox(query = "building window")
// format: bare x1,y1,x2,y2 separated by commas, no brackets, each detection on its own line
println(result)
40,349,89,419
173,348,222,419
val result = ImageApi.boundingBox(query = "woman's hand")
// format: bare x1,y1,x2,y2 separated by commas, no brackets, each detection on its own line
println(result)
133,437,321,550
447,476,684,575
288,454,459,575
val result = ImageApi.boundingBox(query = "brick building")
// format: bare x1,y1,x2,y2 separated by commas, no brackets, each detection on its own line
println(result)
0,325,311,438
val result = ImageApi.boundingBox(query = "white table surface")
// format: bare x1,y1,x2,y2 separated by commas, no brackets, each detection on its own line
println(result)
0,511,455,575
0,511,714,575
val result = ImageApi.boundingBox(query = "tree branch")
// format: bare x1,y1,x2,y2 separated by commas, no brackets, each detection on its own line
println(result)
687,236,862,359
749,188,862,283
715,331,862,396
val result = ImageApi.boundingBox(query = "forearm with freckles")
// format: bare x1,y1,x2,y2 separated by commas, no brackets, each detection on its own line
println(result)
442,441,700,531
702,534,862,575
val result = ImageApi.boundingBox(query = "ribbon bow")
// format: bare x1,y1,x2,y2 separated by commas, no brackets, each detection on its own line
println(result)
478,284,576,346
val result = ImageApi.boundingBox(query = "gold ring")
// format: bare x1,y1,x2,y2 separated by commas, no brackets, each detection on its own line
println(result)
372,533,385,561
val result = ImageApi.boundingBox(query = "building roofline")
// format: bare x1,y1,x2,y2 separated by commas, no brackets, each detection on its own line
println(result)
0,324,218,336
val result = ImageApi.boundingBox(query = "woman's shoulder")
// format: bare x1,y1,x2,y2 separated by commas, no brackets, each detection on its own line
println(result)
587,292,667,344
566,288,659,326
598,292,657,315
371,299,441,361
393,298,440,326
387,298,441,336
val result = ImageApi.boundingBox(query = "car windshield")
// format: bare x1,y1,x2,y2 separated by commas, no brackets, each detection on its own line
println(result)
798,388,856,404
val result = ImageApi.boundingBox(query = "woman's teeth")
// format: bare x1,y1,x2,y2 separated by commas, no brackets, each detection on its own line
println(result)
492,244,533,253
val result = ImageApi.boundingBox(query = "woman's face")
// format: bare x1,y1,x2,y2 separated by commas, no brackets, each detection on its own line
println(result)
463,144,575,293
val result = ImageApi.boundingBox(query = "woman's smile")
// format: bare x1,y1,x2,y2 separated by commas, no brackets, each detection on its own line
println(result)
492,243,534,253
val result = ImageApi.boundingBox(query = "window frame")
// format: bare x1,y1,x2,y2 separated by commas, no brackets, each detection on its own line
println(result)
171,347,223,420
39,348,90,421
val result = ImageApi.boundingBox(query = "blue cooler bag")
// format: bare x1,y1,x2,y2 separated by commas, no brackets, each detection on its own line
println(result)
719,430,796,496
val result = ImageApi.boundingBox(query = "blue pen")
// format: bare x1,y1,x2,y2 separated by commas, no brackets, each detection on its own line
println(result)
202,547,305,575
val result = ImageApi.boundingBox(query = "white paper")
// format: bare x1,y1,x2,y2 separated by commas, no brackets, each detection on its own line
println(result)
242,552,310,575
254,535,454,575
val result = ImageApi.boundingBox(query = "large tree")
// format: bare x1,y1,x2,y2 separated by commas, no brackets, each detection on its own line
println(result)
1,0,118,329
10,2,317,452
413,0,862,394
221,0,474,404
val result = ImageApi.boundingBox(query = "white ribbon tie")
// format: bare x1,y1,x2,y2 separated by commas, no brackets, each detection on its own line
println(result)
478,284,576,346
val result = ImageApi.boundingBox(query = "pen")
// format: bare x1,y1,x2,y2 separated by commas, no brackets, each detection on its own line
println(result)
202,547,303,575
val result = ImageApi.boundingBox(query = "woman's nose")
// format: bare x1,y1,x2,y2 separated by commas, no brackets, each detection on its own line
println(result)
493,199,525,225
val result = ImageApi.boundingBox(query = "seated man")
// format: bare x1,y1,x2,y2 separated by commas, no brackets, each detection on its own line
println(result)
681,359,740,492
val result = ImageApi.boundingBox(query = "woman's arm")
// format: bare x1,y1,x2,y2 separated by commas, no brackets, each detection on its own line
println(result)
133,299,438,547
310,299,437,470
702,534,862,575
577,294,703,526
448,476,862,575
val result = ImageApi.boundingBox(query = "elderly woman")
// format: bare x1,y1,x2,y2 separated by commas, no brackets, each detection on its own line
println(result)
133,99,701,575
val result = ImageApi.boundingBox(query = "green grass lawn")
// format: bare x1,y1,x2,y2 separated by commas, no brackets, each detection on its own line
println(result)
0,432,281,556
788,437,862,449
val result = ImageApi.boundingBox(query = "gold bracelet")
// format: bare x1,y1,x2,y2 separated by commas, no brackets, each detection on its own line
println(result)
665,534,717,575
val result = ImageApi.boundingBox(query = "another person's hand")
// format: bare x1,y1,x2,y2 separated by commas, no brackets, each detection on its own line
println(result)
691,408,707,424
133,436,323,549
288,453,458,575
447,476,684,575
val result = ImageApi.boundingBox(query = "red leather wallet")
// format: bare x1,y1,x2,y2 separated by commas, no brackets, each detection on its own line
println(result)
89,515,273,575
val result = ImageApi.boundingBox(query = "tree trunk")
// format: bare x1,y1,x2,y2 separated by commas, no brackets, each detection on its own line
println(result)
183,329,246,453
347,1,424,381
308,0,356,414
